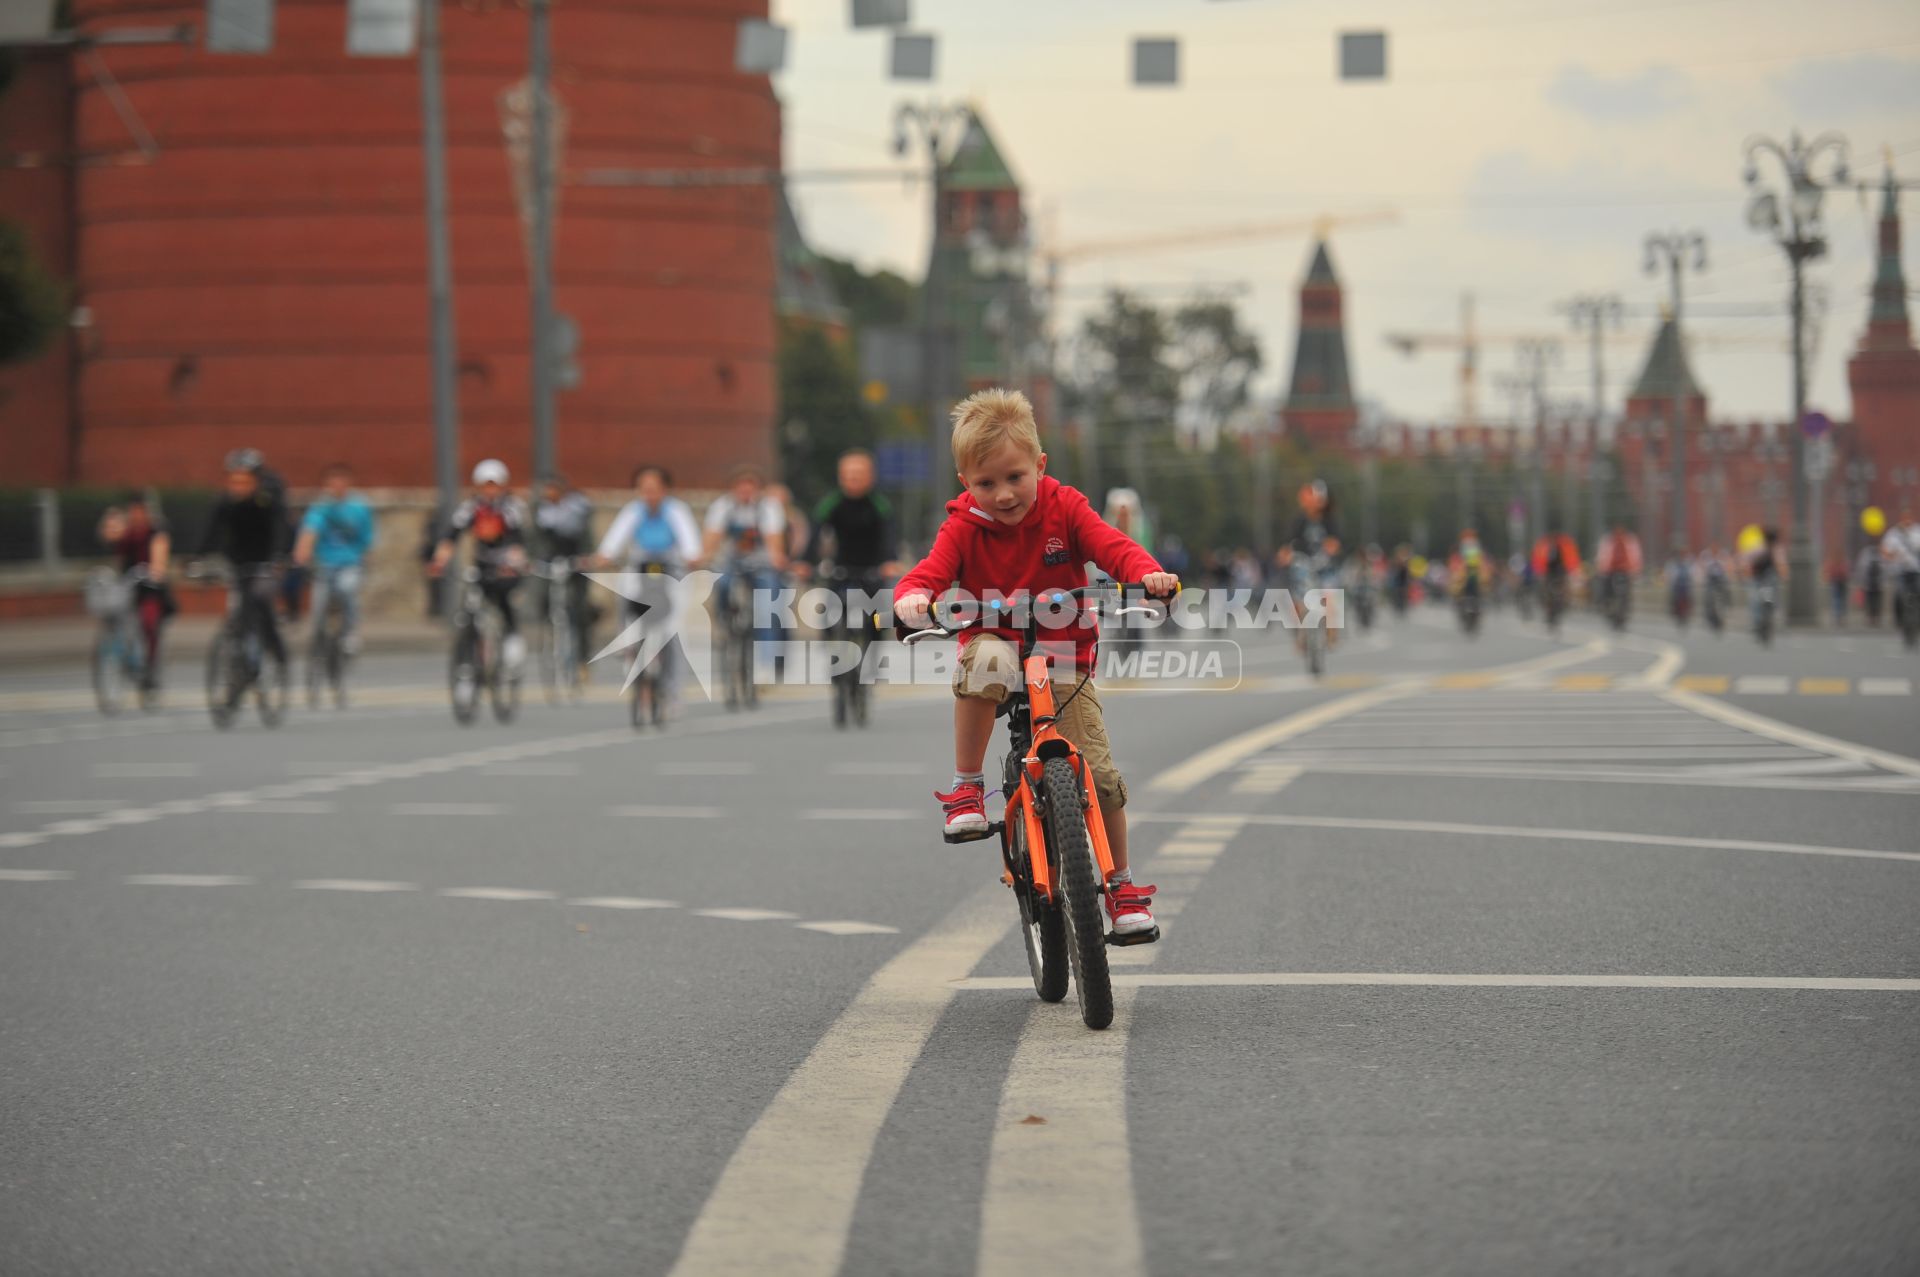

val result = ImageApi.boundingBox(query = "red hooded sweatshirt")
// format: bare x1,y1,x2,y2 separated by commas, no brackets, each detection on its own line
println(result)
895,476,1162,670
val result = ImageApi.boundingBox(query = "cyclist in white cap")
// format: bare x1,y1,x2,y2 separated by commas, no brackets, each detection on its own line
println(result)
431,460,531,670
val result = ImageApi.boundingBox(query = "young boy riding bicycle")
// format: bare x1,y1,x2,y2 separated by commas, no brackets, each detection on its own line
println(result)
893,389,1179,938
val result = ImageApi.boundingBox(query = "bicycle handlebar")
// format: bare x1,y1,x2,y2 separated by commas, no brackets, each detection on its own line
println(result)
895,581,1175,643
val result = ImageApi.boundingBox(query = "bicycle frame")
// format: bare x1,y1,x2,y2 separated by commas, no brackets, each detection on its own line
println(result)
997,648,1118,906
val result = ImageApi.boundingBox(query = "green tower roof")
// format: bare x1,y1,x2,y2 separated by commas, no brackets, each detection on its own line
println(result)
1628,315,1702,402
942,112,1020,193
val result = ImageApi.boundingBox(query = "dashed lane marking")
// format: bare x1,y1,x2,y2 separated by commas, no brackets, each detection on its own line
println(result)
1732,675,1791,695
438,887,558,902
567,896,680,910
954,972,1920,992
1798,677,1851,695
0,869,71,881
1553,673,1615,692
693,907,802,922
1860,677,1914,696
13,799,124,814
795,920,901,936
217,801,337,815
294,879,419,893
123,874,254,887
659,762,757,776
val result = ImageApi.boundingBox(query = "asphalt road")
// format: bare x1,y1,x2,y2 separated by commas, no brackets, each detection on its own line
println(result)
1,602,1916,1276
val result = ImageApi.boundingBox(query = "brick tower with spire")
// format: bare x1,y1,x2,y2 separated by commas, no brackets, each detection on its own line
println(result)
1847,161,1920,516
1282,239,1358,450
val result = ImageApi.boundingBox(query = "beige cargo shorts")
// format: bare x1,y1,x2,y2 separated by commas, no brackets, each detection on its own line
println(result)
954,635,1128,809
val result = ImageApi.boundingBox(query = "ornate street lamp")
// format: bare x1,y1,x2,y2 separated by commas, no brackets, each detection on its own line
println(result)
1743,129,1851,624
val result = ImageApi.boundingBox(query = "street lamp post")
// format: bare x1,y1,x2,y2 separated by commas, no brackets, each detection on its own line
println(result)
893,100,973,542
1562,294,1623,553
1642,231,1707,562
1743,129,1851,625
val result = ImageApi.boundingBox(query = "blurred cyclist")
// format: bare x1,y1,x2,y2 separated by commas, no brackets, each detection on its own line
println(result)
431,459,530,673
701,465,788,645
594,464,702,707
97,490,174,687
293,462,375,660
199,448,292,668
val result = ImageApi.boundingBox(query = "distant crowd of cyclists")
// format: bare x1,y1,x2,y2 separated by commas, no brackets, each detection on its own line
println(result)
88,443,1920,716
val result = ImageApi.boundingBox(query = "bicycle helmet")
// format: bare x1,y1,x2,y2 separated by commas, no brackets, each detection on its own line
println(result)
224,447,264,473
472,459,509,486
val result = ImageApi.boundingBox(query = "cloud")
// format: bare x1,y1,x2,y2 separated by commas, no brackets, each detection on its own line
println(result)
1773,54,1920,118
1547,64,1692,122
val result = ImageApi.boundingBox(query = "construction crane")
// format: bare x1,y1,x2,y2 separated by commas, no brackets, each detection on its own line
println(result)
1386,294,1783,429
1041,209,1399,339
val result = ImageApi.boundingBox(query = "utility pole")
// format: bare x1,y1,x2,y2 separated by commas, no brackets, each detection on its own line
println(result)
527,0,557,480
1508,340,1559,545
1743,130,1851,624
419,0,460,540
893,101,972,542
1643,232,1707,563
1561,294,1622,552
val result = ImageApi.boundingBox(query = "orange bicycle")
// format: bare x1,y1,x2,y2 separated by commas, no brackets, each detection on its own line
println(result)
904,583,1166,1030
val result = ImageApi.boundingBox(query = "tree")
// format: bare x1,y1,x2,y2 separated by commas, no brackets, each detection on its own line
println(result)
777,321,878,511
1170,300,1262,448
817,255,916,331
0,219,64,366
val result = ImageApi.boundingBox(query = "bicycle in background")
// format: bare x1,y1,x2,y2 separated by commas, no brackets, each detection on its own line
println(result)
87,565,160,715
199,563,289,730
305,565,360,711
449,566,522,725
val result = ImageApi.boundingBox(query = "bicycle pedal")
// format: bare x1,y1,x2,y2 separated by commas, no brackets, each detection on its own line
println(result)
942,822,999,845
1105,926,1160,947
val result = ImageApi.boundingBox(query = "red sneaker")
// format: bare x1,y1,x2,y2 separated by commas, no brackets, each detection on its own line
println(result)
1104,880,1158,936
934,781,989,838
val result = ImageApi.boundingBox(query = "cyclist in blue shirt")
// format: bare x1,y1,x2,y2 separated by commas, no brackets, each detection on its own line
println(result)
293,462,376,660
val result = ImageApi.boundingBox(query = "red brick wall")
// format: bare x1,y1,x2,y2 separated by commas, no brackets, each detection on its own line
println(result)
0,50,76,485
63,0,778,491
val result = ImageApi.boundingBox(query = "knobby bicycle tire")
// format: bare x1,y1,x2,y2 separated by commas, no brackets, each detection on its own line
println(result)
1009,806,1069,1003
1043,755,1113,1030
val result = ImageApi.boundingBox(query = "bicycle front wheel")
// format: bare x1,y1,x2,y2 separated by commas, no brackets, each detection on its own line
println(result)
256,649,289,727
1009,808,1068,1003
450,627,481,725
206,628,240,729
1042,756,1113,1030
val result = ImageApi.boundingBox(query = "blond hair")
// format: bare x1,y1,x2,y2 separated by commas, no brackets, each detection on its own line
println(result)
949,388,1042,471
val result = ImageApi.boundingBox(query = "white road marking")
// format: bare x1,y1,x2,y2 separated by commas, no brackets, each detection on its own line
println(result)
438,887,557,901
1732,675,1791,695
43,819,110,836
1232,762,1304,795
91,762,200,778
0,832,50,848
692,908,801,922
0,869,72,881
294,879,419,893
667,886,1009,1277
660,762,757,776
283,761,363,776
568,896,681,910
480,762,580,777
1150,683,1414,794
794,920,900,936
1679,757,1865,778
1232,757,1920,794
606,805,723,819
1131,810,1920,865
13,800,123,814
1665,687,1920,780
798,808,916,821
953,972,1920,992
1859,677,1914,696
390,802,506,817
217,801,337,815
123,874,254,887
977,990,1143,1277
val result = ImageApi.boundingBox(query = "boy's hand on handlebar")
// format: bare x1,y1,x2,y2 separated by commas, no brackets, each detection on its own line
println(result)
1141,572,1180,599
894,590,933,628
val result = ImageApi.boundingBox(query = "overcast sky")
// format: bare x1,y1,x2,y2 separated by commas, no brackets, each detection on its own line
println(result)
771,0,1920,429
